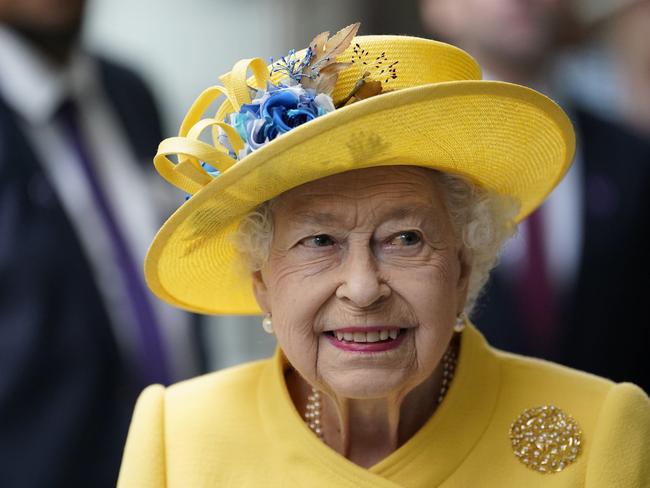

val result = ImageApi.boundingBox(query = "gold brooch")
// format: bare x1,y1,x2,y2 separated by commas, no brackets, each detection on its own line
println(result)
509,405,582,473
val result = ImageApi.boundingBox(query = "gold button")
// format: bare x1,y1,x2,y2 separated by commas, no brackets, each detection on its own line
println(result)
509,405,582,473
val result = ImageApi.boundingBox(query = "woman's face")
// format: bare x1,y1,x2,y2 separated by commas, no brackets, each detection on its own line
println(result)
253,166,471,399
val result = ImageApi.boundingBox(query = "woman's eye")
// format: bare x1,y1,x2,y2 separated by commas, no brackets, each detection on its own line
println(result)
299,234,336,248
388,231,422,247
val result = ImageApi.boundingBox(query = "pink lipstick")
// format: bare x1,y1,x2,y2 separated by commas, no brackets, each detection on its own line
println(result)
324,327,407,353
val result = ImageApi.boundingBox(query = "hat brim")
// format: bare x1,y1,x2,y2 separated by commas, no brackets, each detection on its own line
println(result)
145,79,575,315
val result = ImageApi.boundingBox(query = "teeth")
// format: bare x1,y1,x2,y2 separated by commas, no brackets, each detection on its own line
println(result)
333,328,401,343
366,331,380,343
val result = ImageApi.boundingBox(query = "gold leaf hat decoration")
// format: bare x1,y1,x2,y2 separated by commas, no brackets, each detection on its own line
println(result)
509,405,583,474
145,22,575,314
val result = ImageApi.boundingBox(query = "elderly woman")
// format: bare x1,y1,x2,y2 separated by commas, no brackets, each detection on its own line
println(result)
118,24,649,487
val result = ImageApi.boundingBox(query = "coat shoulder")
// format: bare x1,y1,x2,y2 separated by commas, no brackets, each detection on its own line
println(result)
489,347,649,485
168,356,269,396
495,347,618,399
164,357,271,423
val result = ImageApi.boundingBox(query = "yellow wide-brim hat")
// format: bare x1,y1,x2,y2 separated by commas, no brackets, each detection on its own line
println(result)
146,30,575,315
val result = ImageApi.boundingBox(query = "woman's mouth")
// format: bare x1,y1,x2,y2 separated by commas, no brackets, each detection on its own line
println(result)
323,327,407,353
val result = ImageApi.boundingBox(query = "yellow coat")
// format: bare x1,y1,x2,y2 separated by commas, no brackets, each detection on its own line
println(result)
118,324,650,487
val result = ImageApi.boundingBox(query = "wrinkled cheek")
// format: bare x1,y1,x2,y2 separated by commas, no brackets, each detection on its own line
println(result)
413,323,454,371
312,337,349,388
275,319,321,381
402,330,419,369
314,334,331,384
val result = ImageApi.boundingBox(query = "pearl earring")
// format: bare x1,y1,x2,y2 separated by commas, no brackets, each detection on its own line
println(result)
454,312,467,333
262,313,274,334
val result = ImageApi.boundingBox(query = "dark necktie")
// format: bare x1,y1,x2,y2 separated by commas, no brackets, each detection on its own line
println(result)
517,208,559,355
57,99,170,386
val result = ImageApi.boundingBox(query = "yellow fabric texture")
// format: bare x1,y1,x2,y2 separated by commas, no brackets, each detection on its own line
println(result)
117,324,650,487
144,35,576,315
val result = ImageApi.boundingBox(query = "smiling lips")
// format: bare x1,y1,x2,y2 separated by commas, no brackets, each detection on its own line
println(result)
324,326,406,353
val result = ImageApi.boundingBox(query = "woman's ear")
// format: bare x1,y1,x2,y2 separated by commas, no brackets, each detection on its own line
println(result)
252,270,270,313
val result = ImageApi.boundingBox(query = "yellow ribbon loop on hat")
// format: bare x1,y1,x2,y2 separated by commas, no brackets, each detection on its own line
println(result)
219,57,269,109
179,85,236,137
154,137,238,195
186,118,245,155
151,58,271,196
163,138,237,172
153,151,211,195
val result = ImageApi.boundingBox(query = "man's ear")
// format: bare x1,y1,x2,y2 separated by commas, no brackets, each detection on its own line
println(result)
456,246,472,313
252,270,270,313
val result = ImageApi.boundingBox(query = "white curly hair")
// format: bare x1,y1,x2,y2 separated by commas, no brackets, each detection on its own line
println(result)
233,170,519,317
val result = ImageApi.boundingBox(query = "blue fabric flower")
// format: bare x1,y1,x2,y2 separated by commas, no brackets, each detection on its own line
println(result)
219,82,335,159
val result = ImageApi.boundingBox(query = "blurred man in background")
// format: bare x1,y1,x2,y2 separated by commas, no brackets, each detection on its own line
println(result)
603,0,650,137
422,0,577,85
544,0,650,139
0,0,199,486
420,0,650,392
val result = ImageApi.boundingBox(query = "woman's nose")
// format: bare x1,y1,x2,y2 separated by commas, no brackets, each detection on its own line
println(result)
335,245,390,308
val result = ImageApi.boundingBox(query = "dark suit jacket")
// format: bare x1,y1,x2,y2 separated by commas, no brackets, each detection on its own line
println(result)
474,107,650,394
0,57,163,488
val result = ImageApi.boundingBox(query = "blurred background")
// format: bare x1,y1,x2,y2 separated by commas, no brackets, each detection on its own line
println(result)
1,0,648,486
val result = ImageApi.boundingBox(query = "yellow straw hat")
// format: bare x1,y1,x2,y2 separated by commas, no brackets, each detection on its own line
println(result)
146,23,575,315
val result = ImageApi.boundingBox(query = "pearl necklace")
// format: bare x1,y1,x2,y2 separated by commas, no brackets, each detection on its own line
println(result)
304,343,459,440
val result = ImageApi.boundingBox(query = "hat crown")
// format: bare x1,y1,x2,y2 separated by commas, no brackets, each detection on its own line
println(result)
240,35,482,106
335,36,481,102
